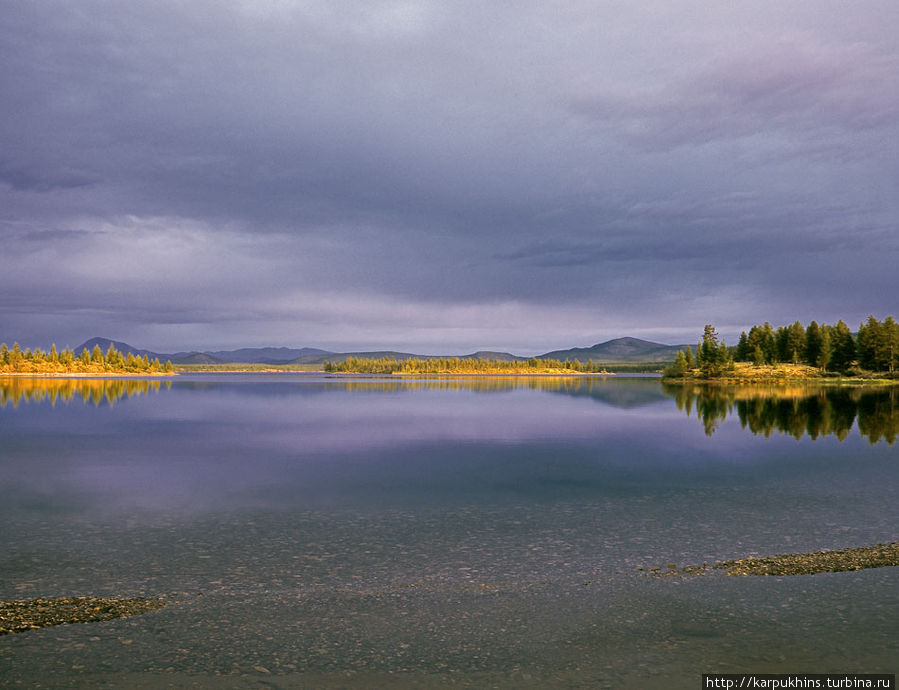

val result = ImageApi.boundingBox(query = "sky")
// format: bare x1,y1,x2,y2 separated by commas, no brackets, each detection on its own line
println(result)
2,0,898,355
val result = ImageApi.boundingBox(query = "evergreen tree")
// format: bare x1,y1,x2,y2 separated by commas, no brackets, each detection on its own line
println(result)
830,320,855,371
735,331,750,361
884,316,899,374
857,315,881,370
752,345,766,366
805,321,822,367
683,346,694,369
775,326,790,363
787,321,806,364
817,325,832,372
761,322,777,364
91,344,104,365
10,343,24,369
664,351,688,378
698,325,731,377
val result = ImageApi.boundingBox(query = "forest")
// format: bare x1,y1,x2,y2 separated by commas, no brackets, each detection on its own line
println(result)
0,342,174,375
323,356,610,375
666,315,899,379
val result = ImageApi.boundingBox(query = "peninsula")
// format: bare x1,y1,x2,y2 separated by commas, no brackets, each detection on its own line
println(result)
663,317,898,383
0,342,174,376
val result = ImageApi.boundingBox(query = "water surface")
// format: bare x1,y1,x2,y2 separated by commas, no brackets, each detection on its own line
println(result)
1,375,896,688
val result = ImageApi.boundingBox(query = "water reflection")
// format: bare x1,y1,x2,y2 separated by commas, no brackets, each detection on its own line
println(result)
0,377,170,408
326,375,667,407
664,383,898,444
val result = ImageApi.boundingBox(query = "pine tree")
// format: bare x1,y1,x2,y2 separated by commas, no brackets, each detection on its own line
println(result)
857,315,881,370
830,320,855,371
817,325,832,372
735,331,750,361
884,316,899,374
698,325,730,377
787,321,806,364
805,321,822,367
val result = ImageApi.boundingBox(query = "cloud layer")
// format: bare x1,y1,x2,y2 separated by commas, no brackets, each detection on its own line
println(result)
2,0,897,351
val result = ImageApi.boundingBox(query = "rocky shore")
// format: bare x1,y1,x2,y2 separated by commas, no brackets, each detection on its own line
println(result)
645,542,899,577
0,596,166,635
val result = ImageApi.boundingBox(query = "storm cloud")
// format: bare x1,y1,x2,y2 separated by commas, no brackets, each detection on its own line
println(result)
2,0,897,352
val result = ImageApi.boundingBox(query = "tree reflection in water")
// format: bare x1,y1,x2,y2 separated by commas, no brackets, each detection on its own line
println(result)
0,377,168,408
663,383,898,445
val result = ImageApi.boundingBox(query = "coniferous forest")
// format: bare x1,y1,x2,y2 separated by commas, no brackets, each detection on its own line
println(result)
0,342,174,375
667,315,899,379
323,356,610,375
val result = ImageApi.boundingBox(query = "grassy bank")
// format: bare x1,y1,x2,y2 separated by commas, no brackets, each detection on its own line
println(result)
664,362,898,385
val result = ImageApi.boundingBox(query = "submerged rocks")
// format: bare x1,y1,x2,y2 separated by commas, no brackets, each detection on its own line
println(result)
0,596,165,635
647,542,899,577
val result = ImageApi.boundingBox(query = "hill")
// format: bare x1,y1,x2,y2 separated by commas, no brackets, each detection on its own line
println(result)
538,337,689,363
75,337,163,360
205,347,332,364
72,336,688,368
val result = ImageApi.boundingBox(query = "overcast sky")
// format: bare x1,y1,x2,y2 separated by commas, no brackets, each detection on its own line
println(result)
2,0,898,354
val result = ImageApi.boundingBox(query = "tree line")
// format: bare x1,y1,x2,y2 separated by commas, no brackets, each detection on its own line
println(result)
666,316,898,378
323,356,610,374
0,342,174,374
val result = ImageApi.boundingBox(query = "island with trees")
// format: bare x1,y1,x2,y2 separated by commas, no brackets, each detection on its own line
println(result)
664,315,899,382
0,342,174,376
323,356,611,375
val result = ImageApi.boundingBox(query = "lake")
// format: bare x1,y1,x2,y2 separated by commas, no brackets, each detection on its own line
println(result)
1,374,897,688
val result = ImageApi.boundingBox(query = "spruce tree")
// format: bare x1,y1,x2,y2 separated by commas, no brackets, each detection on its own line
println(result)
830,320,855,371
805,321,822,366
884,316,898,374
735,331,750,361
683,346,694,369
817,325,832,372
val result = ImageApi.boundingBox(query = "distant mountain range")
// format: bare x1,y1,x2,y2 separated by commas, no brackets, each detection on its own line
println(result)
74,336,690,366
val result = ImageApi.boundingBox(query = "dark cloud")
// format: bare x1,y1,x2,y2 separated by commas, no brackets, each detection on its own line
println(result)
1,0,898,351
571,42,899,155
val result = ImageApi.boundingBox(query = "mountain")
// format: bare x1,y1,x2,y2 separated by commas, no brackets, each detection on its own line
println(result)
290,350,429,365
538,337,689,363
459,351,525,362
75,337,167,360
74,339,329,365
172,352,225,365
204,347,332,365
74,336,688,367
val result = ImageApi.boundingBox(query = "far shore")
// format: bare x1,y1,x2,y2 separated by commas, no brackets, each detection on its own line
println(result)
0,372,176,378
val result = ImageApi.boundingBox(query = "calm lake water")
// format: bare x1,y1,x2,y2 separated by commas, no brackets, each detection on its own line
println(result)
1,375,897,688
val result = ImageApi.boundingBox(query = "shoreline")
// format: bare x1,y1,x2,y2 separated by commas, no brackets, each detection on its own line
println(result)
0,372,176,378
0,597,166,635
647,542,899,577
